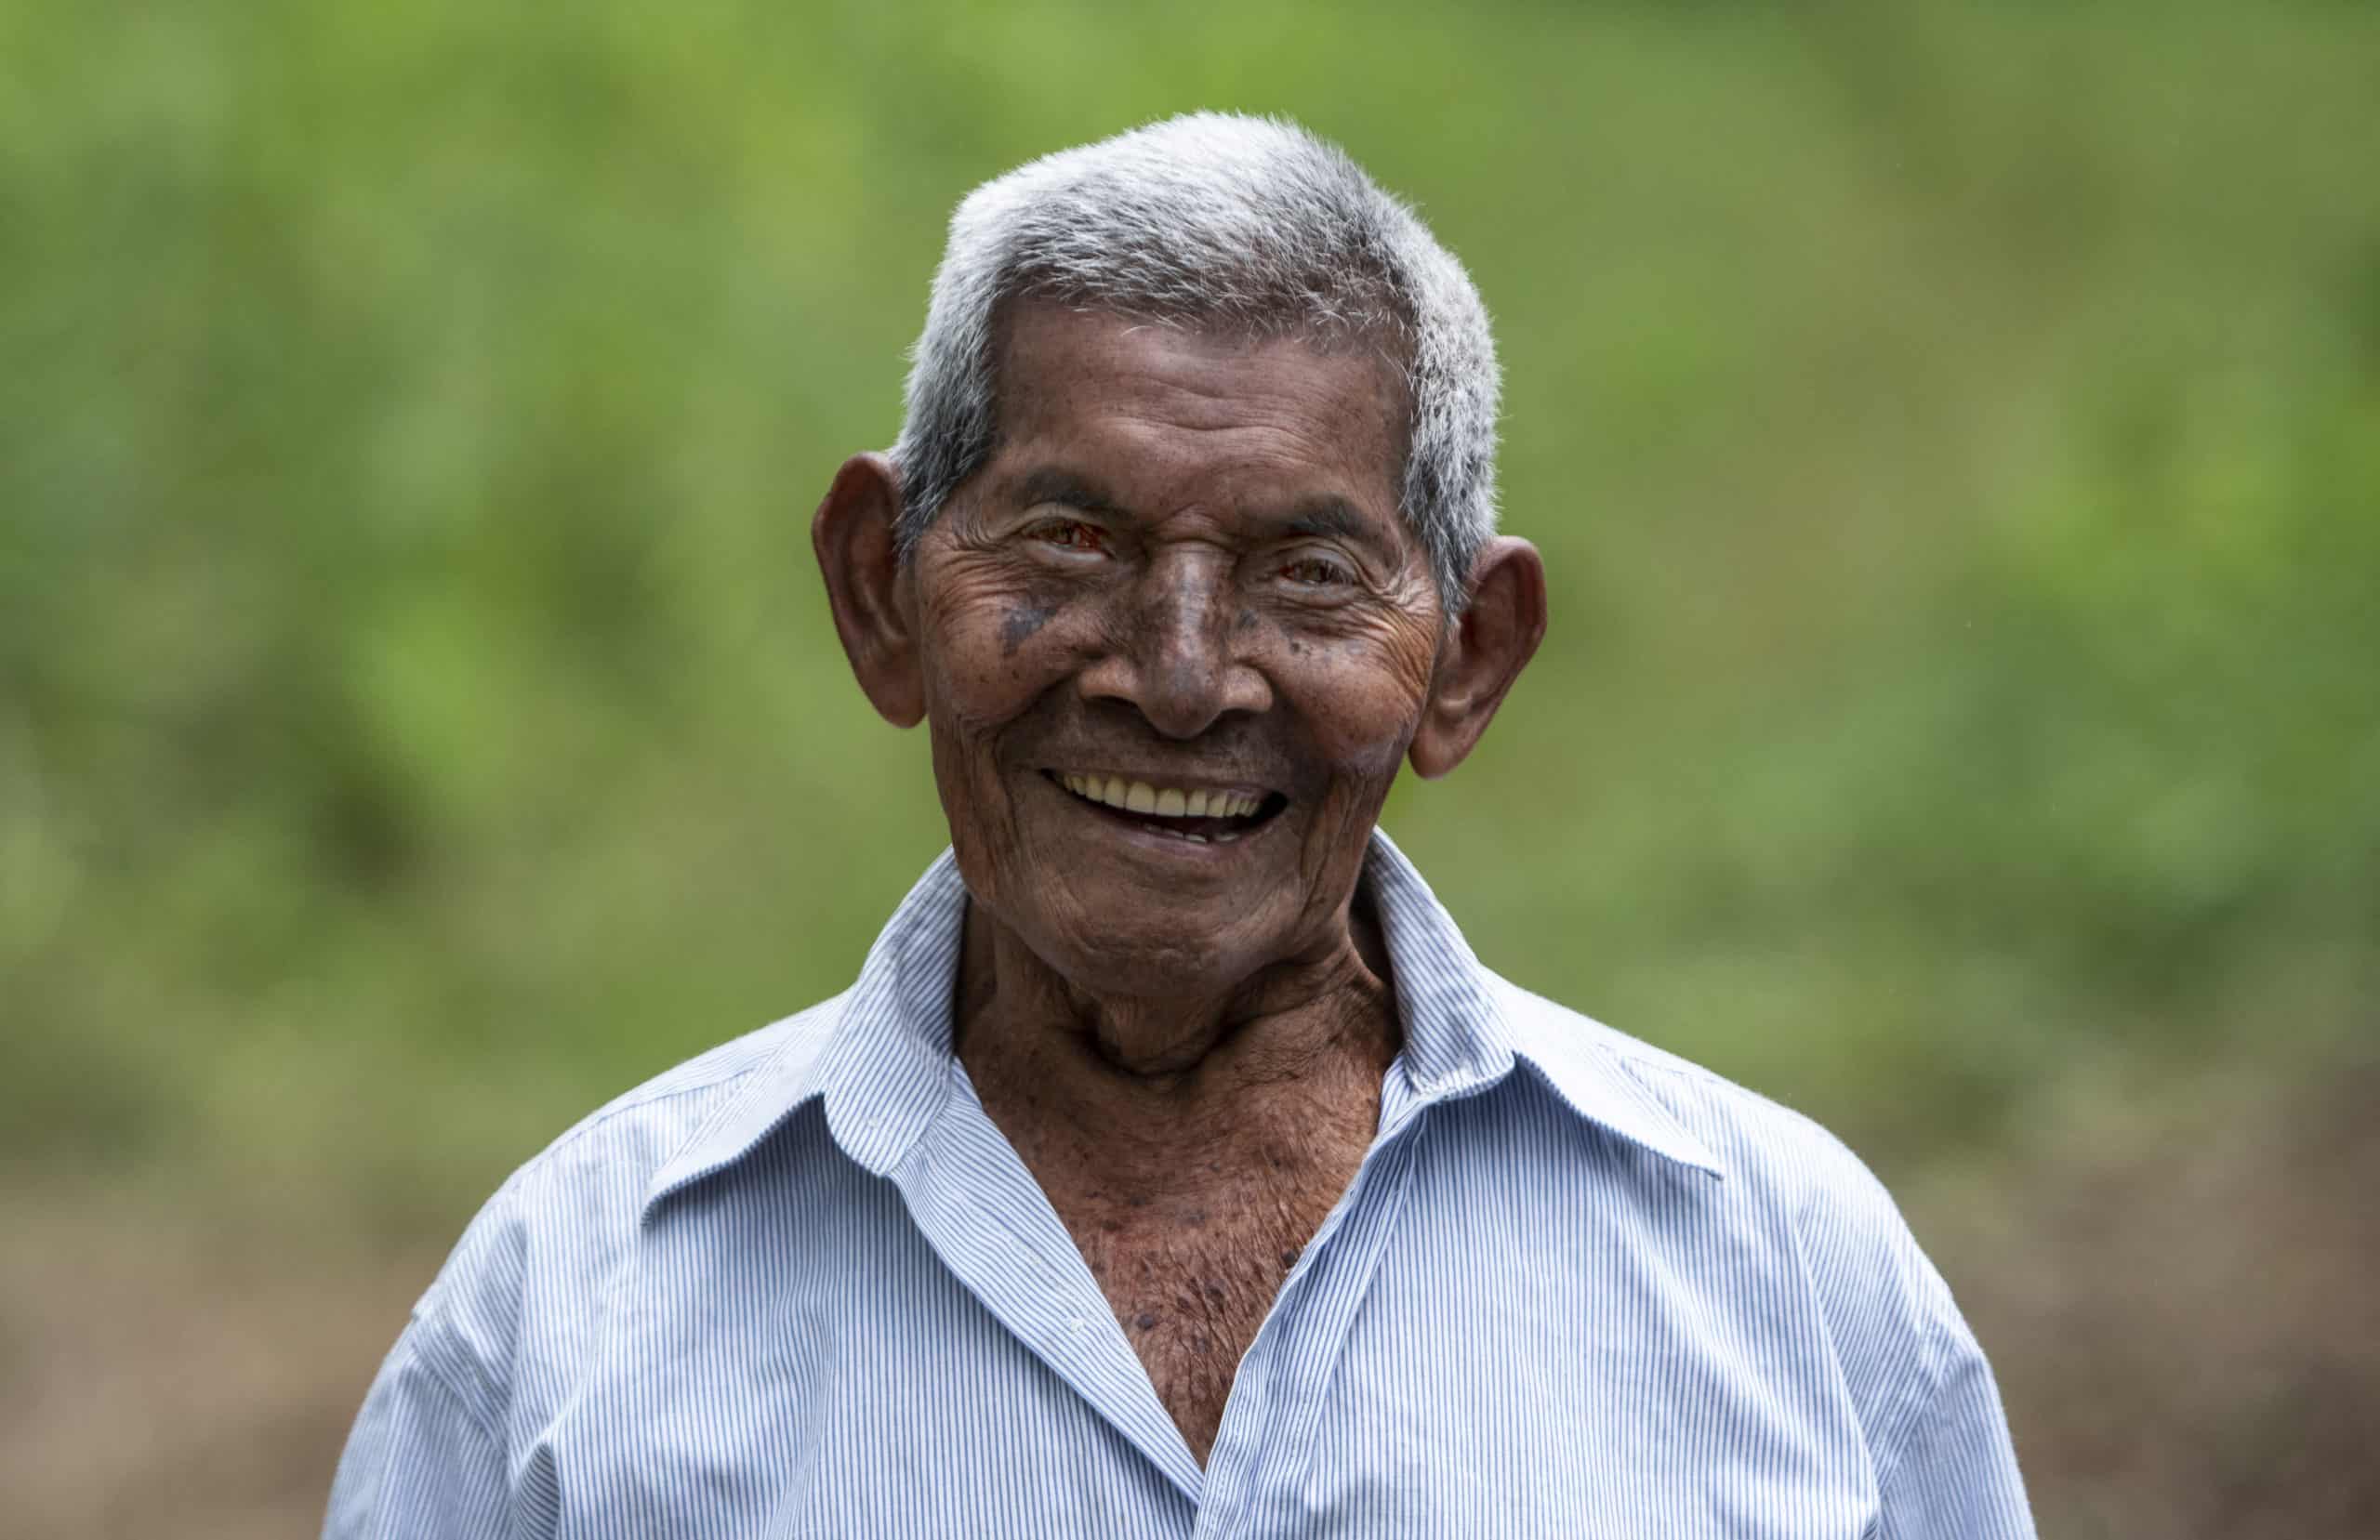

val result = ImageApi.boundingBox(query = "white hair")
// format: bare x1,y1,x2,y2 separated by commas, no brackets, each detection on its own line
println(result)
888,112,1501,607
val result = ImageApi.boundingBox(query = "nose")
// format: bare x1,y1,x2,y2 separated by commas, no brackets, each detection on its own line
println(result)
1077,546,1274,739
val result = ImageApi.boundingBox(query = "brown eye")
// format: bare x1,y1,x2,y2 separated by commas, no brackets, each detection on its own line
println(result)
1027,520,1108,554
1279,555,1353,586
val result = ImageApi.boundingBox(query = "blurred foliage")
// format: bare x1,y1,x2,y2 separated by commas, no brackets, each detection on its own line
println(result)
4,0,2376,1245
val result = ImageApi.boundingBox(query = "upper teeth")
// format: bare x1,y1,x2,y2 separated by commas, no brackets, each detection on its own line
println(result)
1060,775,1263,819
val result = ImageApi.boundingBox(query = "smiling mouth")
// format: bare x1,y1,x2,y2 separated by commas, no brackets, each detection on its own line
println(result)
1047,771,1289,845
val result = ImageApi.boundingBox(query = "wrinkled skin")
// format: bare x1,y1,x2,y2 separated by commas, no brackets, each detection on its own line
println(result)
813,301,1545,1459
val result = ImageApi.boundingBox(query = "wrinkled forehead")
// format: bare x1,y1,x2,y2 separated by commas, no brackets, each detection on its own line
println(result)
982,299,1415,524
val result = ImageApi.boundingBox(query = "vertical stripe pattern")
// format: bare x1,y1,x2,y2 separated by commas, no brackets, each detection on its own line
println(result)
326,832,2034,1538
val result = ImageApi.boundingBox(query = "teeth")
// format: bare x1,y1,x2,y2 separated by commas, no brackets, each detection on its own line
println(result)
1058,775,1269,823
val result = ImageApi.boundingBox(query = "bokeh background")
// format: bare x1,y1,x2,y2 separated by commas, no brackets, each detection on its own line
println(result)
6,0,2377,1533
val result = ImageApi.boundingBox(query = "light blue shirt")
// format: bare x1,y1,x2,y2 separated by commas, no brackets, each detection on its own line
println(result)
327,832,2034,1538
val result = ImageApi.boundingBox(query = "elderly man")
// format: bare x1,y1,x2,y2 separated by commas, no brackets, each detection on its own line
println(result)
328,115,2033,1537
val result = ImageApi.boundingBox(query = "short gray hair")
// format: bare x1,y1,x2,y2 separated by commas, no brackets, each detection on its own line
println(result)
888,112,1501,607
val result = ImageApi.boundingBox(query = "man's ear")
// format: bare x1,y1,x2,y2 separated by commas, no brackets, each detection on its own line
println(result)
1409,536,1547,779
813,453,925,728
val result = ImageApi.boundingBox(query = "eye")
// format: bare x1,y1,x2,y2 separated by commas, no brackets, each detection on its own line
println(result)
1024,518,1109,556
1277,554,1355,586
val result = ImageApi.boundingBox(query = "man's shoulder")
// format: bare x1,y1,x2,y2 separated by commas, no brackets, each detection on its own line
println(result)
551,994,841,1167
1488,973,1933,1263
404,995,849,1346
1490,975,1973,1444
488,989,851,1227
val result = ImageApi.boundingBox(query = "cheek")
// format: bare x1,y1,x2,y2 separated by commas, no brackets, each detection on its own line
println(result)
918,588,1071,738
1283,632,1436,785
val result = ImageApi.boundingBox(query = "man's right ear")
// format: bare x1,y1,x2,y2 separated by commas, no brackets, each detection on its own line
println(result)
813,453,925,728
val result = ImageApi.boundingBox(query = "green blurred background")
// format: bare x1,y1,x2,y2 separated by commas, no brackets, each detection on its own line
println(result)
5,0,2376,1533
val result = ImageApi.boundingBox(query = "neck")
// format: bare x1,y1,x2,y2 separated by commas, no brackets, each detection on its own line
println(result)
952,888,1403,1183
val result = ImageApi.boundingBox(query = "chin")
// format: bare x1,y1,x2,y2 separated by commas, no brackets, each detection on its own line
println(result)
1018,888,1281,999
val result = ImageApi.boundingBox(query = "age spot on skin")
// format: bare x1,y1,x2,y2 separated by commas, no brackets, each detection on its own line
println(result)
1000,603,1055,655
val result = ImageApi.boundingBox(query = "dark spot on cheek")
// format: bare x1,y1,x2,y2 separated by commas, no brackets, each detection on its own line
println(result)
1235,607,1258,633
1000,603,1054,655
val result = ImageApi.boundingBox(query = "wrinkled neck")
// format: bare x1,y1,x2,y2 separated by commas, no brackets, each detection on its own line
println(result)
951,888,1402,1173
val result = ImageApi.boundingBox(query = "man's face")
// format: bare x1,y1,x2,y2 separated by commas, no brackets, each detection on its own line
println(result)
905,302,1444,1000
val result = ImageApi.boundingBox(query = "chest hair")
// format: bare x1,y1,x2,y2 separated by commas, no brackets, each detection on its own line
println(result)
1042,1137,1368,1464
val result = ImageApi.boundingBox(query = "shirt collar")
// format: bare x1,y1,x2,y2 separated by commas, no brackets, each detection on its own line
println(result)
1359,832,1723,1179
643,849,967,1214
646,829,1718,1217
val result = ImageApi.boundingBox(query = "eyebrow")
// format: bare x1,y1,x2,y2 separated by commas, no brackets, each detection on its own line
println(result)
1012,467,1130,516
1277,497,1377,547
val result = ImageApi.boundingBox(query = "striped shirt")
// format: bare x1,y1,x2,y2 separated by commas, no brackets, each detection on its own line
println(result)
327,831,2034,1538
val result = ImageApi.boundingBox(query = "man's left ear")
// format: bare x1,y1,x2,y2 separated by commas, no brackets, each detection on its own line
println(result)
1409,536,1548,779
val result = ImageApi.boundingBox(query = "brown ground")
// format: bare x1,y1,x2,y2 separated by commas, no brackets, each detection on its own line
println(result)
1921,1058,2380,1540
6,1060,2373,1537
0,1193,432,1540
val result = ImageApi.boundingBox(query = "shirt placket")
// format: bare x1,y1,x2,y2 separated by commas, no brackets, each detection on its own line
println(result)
1190,1064,1439,1540
886,1061,1210,1513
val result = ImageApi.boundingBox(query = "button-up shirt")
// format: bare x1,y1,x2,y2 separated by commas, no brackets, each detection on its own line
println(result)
327,832,2034,1538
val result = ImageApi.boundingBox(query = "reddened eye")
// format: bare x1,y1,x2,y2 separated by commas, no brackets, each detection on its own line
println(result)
1025,518,1109,555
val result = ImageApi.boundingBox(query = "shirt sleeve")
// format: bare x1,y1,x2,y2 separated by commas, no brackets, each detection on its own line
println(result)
1872,1306,2037,1540
1751,1095,2038,1540
322,1319,514,1539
